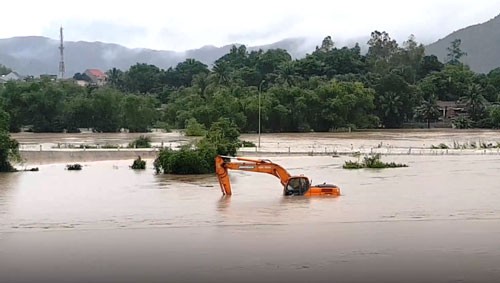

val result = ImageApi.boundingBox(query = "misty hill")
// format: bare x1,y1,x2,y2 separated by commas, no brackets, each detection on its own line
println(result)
425,14,500,73
0,36,315,77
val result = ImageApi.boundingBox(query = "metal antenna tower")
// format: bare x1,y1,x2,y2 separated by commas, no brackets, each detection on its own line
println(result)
59,26,65,79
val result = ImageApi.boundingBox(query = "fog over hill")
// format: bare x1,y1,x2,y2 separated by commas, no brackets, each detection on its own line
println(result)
2,13,500,76
0,36,324,77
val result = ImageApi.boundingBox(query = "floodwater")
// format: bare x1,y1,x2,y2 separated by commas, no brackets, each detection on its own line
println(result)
2,131,500,282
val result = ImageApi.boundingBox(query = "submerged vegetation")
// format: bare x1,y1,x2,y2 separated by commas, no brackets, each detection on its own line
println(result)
154,118,240,174
0,108,20,172
131,156,146,170
343,154,408,169
128,135,152,148
430,141,500,149
66,164,82,170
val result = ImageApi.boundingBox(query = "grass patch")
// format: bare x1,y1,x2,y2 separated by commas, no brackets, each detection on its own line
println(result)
343,154,408,169
128,135,152,148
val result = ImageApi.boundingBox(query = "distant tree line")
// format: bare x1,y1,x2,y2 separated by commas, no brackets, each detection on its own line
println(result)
2,31,500,133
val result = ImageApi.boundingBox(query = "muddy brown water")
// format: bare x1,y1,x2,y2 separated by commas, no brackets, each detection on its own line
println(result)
2,131,500,282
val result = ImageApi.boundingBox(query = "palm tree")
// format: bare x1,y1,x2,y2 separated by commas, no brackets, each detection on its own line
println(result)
192,73,211,99
378,91,403,128
212,62,230,86
415,95,440,128
460,84,487,121
277,61,299,87
106,68,123,89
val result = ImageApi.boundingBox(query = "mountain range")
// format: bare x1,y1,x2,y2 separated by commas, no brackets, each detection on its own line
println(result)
1,14,500,76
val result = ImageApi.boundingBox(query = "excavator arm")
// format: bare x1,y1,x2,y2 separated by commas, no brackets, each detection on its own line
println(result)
214,155,341,197
215,155,291,195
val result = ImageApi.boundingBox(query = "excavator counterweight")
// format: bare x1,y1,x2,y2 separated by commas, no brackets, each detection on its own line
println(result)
215,155,341,197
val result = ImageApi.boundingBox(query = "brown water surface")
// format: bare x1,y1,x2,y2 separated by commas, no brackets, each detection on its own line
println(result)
2,131,500,282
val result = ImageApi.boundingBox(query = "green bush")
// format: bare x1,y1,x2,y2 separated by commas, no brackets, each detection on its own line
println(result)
131,156,146,170
0,109,20,172
240,140,256,147
184,118,206,136
154,145,216,174
128,135,152,148
154,118,239,174
343,153,408,169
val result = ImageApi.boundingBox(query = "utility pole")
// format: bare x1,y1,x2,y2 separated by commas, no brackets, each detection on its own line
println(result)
59,26,65,79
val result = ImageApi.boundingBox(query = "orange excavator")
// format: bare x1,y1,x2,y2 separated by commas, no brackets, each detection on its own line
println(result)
215,155,341,197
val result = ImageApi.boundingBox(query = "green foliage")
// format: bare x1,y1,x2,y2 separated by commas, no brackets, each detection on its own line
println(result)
121,95,157,132
154,118,240,174
128,135,152,148
0,108,19,172
0,64,12,76
240,140,256,147
446,39,467,65
184,118,206,136
452,116,472,129
131,156,146,170
343,153,408,169
489,106,500,128
1,31,499,133
414,95,441,128
199,118,240,156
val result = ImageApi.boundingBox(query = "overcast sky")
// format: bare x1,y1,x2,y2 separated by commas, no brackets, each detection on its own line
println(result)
3,0,500,51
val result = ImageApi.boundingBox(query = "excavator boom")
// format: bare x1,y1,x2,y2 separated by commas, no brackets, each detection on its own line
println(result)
215,155,341,197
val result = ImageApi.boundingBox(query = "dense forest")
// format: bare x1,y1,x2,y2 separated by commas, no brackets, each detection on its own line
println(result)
2,31,500,133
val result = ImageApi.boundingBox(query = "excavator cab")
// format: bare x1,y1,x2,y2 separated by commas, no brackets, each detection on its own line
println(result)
284,176,311,196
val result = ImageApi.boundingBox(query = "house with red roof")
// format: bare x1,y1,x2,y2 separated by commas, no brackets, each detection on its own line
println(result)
84,69,107,86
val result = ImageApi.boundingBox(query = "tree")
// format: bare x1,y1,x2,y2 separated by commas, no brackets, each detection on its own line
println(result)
171,58,209,87
154,118,241,175
91,88,123,132
367,31,399,73
460,84,487,121
123,63,164,94
0,108,20,172
418,55,444,79
415,95,441,128
489,106,500,128
0,64,12,76
375,73,414,128
446,39,467,65
198,118,241,156
121,95,158,132
106,68,124,89
212,61,231,86
316,36,334,53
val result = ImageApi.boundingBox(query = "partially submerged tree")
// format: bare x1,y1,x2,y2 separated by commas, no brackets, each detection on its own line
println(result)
0,108,20,172
154,118,240,174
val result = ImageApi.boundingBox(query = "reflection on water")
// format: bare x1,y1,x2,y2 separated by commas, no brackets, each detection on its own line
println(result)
0,173,20,217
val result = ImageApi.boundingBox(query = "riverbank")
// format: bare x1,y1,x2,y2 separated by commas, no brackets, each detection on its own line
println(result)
18,145,500,166
13,129,500,165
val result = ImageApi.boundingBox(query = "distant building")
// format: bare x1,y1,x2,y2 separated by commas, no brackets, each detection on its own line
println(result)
84,69,107,86
1,71,23,81
437,100,466,120
74,80,89,87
